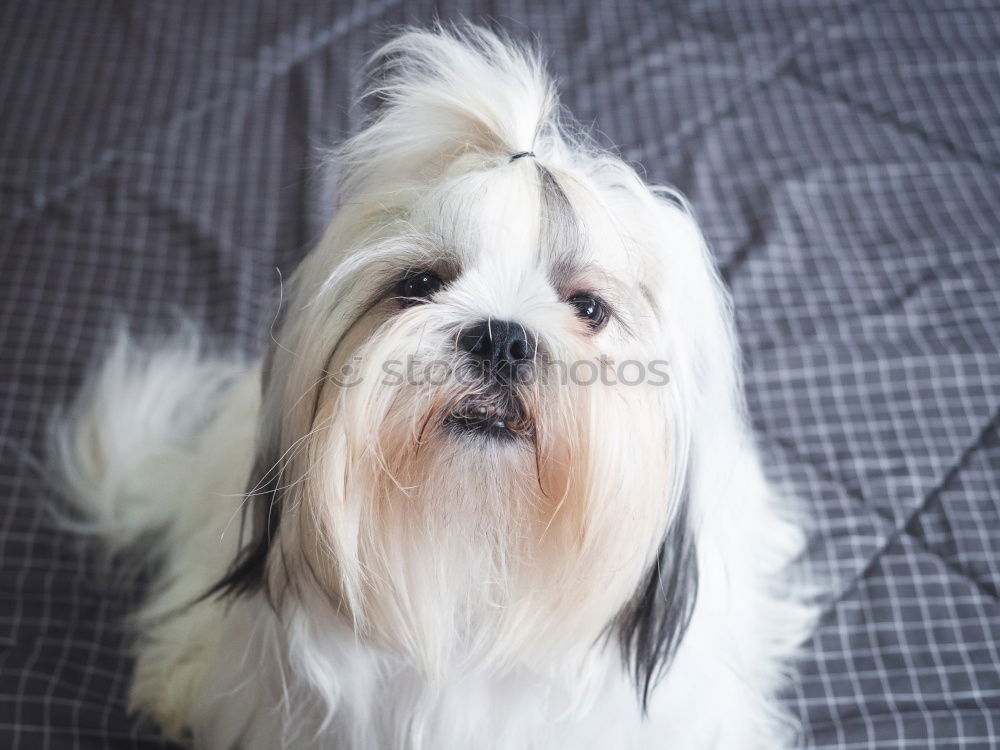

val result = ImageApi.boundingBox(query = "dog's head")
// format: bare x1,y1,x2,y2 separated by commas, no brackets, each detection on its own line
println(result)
215,26,743,704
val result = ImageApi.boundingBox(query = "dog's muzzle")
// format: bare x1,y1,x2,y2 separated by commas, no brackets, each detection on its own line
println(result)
448,320,536,439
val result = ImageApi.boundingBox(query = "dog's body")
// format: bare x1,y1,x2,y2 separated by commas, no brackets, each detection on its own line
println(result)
55,27,814,749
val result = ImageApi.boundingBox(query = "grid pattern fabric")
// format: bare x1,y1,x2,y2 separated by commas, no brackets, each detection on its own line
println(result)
1,1,998,748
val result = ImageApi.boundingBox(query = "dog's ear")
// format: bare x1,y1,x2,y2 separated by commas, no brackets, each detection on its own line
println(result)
611,187,753,712
204,269,364,609
615,493,698,713
204,328,294,606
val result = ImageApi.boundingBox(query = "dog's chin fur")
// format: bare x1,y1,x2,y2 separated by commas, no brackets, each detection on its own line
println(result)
53,25,816,750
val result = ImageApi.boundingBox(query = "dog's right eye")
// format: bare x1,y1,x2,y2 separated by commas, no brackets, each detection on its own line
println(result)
397,270,444,305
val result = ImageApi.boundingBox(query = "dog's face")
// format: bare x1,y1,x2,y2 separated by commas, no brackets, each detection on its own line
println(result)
295,159,683,665
216,29,737,696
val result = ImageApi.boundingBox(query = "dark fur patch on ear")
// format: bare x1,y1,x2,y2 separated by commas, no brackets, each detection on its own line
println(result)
202,449,284,605
201,297,294,605
615,500,699,713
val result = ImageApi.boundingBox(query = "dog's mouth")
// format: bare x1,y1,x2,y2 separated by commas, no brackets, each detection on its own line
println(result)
446,395,532,440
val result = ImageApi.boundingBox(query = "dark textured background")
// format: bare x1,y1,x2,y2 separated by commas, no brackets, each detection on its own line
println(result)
1,1,998,748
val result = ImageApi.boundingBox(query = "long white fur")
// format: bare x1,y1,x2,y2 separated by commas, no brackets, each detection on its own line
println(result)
54,25,815,749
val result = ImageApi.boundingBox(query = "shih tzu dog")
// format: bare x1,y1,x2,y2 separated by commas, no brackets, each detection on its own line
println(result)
55,26,814,750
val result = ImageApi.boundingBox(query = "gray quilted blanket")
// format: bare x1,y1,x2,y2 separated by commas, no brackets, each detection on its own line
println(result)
1,2,997,747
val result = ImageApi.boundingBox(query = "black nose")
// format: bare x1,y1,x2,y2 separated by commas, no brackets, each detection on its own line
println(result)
459,320,536,370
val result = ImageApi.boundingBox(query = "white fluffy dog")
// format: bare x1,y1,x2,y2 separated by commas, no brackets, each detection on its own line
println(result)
55,26,814,750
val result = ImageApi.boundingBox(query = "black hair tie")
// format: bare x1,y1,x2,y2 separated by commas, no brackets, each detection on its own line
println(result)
510,151,536,162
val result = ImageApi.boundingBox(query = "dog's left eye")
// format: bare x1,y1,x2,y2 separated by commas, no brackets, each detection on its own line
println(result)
398,270,444,305
567,293,608,331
